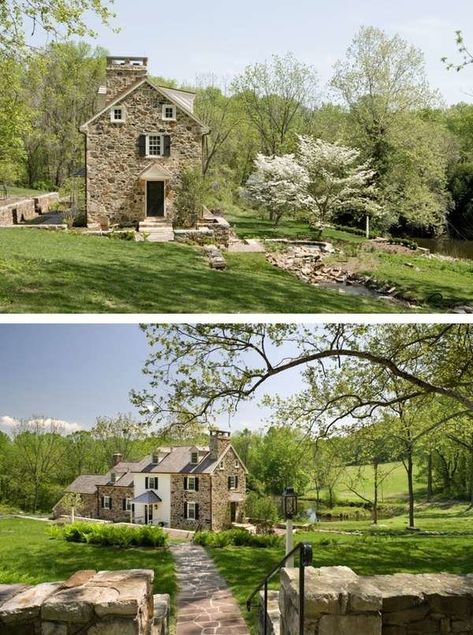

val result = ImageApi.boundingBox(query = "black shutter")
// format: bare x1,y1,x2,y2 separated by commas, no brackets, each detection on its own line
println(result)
228,476,231,490
195,504,200,520
184,501,188,519
109,497,112,510
195,477,199,492
122,498,126,511
145,477,149,489
101,496,104,509
163,135,171,157
184,477,188,491
138,134,147,157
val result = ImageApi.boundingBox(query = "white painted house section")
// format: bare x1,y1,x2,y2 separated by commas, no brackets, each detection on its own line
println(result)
132,472,171,526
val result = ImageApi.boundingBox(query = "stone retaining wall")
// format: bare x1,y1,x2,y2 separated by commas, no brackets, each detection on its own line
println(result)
0,569,169,634
279,566,473,635
0,193,59,225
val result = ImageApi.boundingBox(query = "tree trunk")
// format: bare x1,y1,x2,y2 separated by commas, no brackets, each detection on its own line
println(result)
373,462,378,524
426,452,433,501
406,450,415,528
470,447,473,507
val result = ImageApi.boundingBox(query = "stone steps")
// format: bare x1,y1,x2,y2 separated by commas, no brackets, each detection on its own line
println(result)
139,219,174,242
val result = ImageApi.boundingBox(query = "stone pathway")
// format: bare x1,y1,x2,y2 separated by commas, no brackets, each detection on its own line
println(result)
171,543,249,635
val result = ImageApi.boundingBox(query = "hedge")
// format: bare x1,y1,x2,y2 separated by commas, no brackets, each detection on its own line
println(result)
50,522,167,548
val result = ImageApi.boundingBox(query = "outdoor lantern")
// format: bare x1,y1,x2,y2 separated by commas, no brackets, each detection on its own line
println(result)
282,487,298,520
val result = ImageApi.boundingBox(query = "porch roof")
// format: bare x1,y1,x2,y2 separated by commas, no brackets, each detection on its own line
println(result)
132,490,163,504
229,493,244,503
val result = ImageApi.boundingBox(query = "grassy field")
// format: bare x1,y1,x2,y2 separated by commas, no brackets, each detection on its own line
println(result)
226,206,473,311
0,229,396,313
0,517,176,595
2,186,48,198
211,504,473,633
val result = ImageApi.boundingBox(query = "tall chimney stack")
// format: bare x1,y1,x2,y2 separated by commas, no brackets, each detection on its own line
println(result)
102,56,148,105
112,453,123,466
209,430,231,460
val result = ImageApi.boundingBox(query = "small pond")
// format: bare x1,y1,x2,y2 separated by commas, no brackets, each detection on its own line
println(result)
415,238,473,261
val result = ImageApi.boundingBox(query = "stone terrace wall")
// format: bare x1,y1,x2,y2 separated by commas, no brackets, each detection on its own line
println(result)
0,569,169,635
0,193,59,225
279,566,473,635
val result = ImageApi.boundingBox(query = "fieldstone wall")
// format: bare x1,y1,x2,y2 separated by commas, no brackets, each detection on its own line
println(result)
0,569,169,635
85,81,204,227
0,193,59,225
52,493,98,519
170,474,212,531
96,485,134,522
210,446,246,531
278,566,473,635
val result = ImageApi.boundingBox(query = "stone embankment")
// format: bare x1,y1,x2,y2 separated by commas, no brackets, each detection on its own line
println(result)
0,569,169,634
0,193,59,225
273,565,473,635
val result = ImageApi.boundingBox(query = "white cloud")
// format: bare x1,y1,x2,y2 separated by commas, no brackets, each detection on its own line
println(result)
0,415,83,435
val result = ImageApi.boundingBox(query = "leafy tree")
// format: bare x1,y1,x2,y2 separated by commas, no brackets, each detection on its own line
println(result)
59,492,84,522
242,153,312,225
91,413,145,468
0,0,116,56
231,52,319,155
174,167,209,228
297,135,381,232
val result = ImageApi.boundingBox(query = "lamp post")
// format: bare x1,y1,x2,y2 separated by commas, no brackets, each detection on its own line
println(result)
282,487,298,568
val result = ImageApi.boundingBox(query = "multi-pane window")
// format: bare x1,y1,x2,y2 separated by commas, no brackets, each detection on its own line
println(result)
187,477,196,491
102,495,111,509
146,477,159,489
187,502,197,520
124,497,132,511
228,476,237,490
146,135,162,157
111,107,124,122
162,104,176,120
191,452,199,464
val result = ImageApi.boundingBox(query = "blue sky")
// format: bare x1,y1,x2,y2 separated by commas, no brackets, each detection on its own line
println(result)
70,0,473,103
0,325,300,433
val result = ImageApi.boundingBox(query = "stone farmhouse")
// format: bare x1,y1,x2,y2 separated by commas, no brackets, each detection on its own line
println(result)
55,431,247,531
80,56,209,232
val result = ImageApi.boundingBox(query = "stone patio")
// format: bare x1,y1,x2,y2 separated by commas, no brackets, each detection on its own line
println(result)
171,543,249,635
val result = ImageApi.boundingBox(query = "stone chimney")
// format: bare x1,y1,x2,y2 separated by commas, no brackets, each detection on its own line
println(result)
112,453,123,466
102,56,148,105
209,430,231,460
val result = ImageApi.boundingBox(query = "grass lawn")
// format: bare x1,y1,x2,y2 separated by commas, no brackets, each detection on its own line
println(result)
2,186,48,198
210,506,473,633
0,229,396,313
0,517,176,599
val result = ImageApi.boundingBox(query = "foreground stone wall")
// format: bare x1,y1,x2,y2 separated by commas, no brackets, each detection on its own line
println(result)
0,569,169,635
279,566,473,635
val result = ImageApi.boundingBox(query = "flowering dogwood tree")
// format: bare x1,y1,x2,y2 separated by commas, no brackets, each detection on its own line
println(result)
242,153,313,226
297,136,382,235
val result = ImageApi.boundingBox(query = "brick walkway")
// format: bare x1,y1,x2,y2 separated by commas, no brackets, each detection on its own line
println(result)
171,543,250,635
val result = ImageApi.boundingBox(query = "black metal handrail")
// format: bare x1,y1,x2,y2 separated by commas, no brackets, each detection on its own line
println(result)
246,542,313,635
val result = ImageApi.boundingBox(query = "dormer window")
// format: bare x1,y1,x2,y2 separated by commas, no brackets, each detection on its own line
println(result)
162,104,176,121
111,107,125,123
152,452,160,465
191,452,199,465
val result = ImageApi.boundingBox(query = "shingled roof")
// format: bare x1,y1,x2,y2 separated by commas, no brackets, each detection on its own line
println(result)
66,474,109,494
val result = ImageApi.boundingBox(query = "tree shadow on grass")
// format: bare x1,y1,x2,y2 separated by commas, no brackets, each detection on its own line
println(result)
0,233,398,313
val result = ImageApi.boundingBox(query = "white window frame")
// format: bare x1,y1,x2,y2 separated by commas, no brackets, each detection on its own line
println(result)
102,495,111,509
162,104,176,121
191,452,199,465
187,476,197,491
148,477,159,490
110,106,125,123
234,460,239,469
125,497,132,511
145,134,164,158
186,501,197,520
219,460,225,470
229,475,237,490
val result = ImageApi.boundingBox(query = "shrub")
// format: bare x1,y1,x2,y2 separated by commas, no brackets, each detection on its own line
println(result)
389,237,418,250
333,224,367,237
244,492,280,526
174,167,209,228
50,522,167,548
193,528,282,549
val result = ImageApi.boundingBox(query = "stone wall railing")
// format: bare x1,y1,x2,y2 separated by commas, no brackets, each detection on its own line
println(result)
0,569,169,634
278,565,473,635
0,193,59,225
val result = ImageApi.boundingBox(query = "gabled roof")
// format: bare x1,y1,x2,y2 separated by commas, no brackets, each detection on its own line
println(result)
80,78,209,133
207,443,249,475
140,445,220,474
66,474,109,494
138,163,172,181
133,490,162,504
